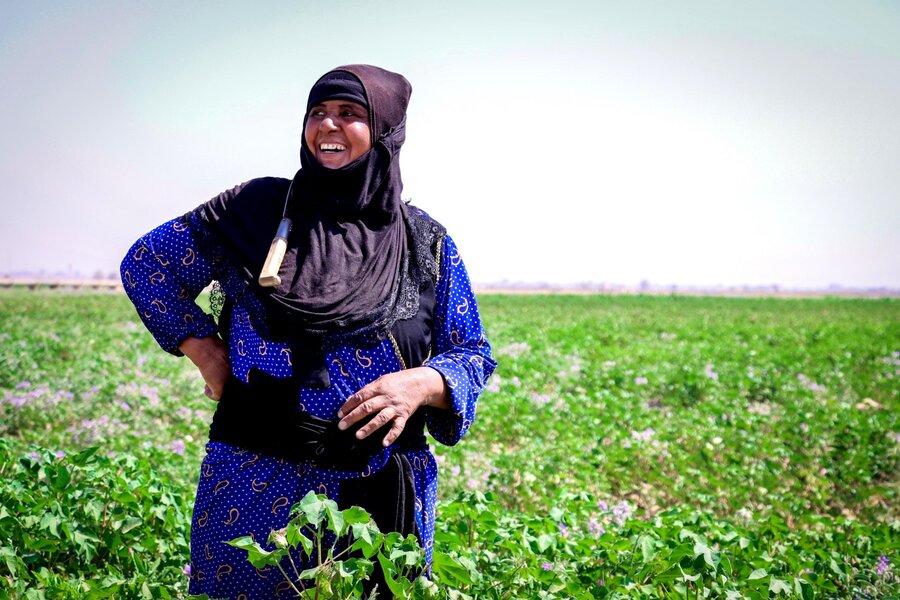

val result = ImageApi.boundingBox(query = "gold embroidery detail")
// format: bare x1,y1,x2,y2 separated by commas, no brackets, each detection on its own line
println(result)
124,271,136,288
133,245,148,261
197,511,209,528
202,463,214,478
182,247,195,266
237,339,247,356
216,564,233,581
172,221,187,232
155,253,170,266
272,496,289,514
177,287,190,300
205,544,213,560
332,358,349,377
240,454,259,469
151,299,167,314
450,330,464,346
450,250,462,266
258,340,267,355
184,313,194,324
355,349,372,368
256,566,272,579
223,508,240,525
456,297,469,315
317,483,328,495
213,480,230,495
280,347,292,366
387,332,407,370
275,581,293,597
251,478,268,492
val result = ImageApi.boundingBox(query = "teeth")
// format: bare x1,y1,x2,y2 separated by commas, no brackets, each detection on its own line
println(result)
320,143,345,151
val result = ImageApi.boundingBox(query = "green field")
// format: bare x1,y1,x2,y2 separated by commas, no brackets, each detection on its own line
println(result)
1,290,898,598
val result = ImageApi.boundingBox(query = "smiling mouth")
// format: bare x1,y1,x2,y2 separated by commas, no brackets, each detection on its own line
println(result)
319,143,346,153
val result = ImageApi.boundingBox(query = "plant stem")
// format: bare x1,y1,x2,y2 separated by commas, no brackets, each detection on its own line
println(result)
275,561,303,597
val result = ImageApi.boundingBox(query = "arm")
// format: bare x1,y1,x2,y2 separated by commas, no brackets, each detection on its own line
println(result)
337,235,496,446
121,217,229,397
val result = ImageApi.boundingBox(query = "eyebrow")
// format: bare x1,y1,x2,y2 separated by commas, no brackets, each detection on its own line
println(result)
310,102,368,113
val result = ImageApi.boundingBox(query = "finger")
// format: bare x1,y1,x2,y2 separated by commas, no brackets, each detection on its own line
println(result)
338,397,387,430
337,381,381,418
380,416,407,447
354,407,397,440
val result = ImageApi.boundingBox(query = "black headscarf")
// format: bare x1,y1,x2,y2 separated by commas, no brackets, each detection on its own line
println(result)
197,65,415,384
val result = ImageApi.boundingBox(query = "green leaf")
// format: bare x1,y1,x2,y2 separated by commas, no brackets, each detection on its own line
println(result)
432,551,475,586
377,551,407,598
769,578,791,595
297,491,326,526
639,535,657,564
325,499,345,536
120,516,142,534
342,505,371,525
748,568,768,580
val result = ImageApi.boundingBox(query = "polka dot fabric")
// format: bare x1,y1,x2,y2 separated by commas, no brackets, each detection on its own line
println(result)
120,214,496,598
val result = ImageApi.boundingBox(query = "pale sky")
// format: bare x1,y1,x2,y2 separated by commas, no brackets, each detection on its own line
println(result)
1,0,898,288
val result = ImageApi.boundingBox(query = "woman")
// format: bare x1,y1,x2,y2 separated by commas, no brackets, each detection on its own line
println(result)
120,64,496,597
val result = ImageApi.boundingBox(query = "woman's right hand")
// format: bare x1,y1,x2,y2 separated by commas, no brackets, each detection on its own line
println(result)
178,336,230,400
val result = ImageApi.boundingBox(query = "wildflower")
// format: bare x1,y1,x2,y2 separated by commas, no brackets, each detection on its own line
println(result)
634,376,648,385
183,563,192,578
510,376,521,387
799,422,809,433
612,501,631,525
15,381,31,389
450,465,461,476
497,342,530,358
171,440,186,455
704,364,719,381
27,452,39,461
54,450,66,458
531,393,550,407
588,519,605,536
558,523,570,538
631,427,655,442
541,562,552,571
597,500,608,512
877,555,891,576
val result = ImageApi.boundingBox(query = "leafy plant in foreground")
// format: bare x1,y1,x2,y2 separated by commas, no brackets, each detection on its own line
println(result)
221,492,450,599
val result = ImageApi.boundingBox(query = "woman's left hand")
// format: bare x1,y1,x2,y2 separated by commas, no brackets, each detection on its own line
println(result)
337,367,450,446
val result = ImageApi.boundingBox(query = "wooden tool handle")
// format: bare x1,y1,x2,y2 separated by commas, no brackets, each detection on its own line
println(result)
258,237,287,287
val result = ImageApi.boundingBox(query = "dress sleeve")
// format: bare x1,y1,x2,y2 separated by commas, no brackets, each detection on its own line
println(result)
120,218,220,355
422,235,497,446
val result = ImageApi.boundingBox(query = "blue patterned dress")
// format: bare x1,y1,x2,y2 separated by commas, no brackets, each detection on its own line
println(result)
121,206,495,598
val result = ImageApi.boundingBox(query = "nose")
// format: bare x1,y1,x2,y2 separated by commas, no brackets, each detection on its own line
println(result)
319,115,338,131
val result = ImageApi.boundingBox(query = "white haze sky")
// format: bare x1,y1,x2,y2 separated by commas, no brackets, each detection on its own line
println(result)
1,0,898,288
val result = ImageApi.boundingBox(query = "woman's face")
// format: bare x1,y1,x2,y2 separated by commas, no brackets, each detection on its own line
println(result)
304,100,372,169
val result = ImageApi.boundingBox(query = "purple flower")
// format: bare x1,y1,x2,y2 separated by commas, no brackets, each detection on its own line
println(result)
54,450,66,458
877,555,891,576
450,465,461,476
612,501,632,525
531,393,551,407
541,562,552,571
634,377,648,385
588,519,605,536
171,440,186,455
184,563,192,578
597,500,608,511
15,381,31,389
704,364,719,381
558,523,570,538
